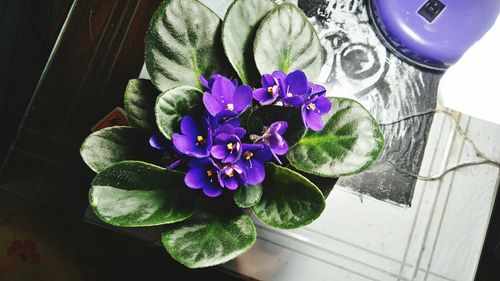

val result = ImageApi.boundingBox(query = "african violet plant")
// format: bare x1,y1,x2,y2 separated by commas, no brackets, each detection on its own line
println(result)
80,0,384,268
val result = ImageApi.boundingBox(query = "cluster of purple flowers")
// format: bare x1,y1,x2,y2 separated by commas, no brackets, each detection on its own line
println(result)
253,70,332,131
150,70,331,197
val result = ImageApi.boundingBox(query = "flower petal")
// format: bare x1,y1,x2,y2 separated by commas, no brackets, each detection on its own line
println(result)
311,83,326,96
180,115,199,137
244,160,265,185
203,92,224,117
216,110,238,118
270,121,288,135
314,96,332,114
214,132,231,143
192,145,211,158
199,75,209,89
149,134,168,150
224,177,239,190
172,133,196,155
213,124,233,136
305,110,324,131
184,168,206,189
242,143,264,151
233,85,253,112
231,78,239,87
271,137,288,155
212,76,236,103
233,127,246,139
167,158,184,170
226,118,240,127
286,70,308,94
253,88,269,102
255,145,272,162
301,105,308,127
225,149,242,163
272,70,287,97
261,74,276,87
203,184,223,197
282,95,305,107
211,144,228,160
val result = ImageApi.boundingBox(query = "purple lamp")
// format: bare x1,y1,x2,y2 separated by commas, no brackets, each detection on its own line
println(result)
368,0,500,70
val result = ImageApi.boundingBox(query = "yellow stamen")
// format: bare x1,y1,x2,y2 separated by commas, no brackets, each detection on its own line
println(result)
226,143,234,151
197,135,204,142
245,151,254,160
267,86,274,94
227,171,234,177
226,103,234,111
206,170,213,177
307,103,316,110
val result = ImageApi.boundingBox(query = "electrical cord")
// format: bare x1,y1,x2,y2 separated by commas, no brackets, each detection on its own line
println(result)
378,108,500,181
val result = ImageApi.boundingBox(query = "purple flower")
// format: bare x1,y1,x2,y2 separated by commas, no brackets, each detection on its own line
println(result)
253,74,280,105
280,70,309,107
211,133,243,163
218,164,247,190
236,144,272,185
203,76,253,118
172,115,212,158
254,121,288,164
200,74,238,90
184,158,223,197
301,91,331,131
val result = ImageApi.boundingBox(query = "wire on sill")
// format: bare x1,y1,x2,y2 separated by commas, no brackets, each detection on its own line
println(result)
378,108,500,181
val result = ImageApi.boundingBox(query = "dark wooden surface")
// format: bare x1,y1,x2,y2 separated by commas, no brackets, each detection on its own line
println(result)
0,0,162,215
0,0,72,167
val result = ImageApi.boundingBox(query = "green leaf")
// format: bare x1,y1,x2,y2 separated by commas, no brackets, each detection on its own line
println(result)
90,161,195,227
296,170,338,198
253,3,324,81
234,184,263,208
287,97,384,178
222,0,276,85
124,79,159,129
155,86,203,140
161,209,256,268
247,105,306,147
80,126,162,173
252,163,325,229
145,0,230,92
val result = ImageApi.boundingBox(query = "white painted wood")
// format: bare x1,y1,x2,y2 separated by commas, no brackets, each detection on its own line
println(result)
220,109,500,281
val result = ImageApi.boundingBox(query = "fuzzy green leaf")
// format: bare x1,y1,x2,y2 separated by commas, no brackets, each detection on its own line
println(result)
296,170,338,198
145,0,230,92
124,79,159,129
80,126,162,173
222,0,276,85
287,97,384,177
90,161,195,227
252,163,325,229
155,86,203,140
253,3,324,81
234,184,263,208
162,209,256,268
